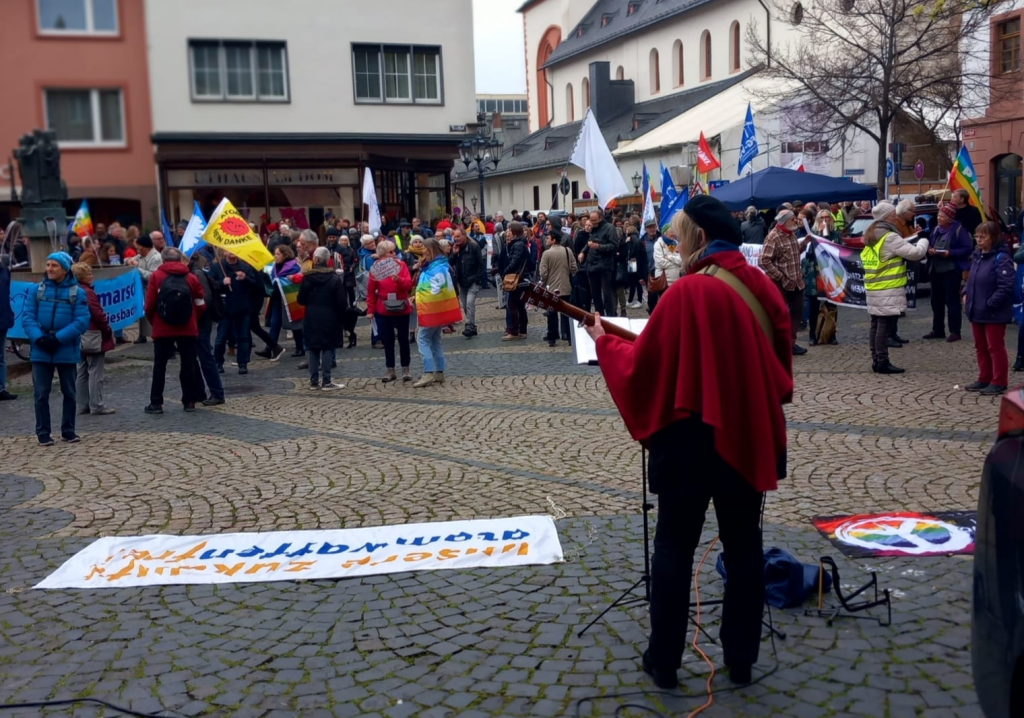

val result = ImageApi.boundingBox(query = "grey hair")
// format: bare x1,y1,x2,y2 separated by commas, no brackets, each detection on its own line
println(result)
375,240,396,258
299,229,318,245
312,246,331,265
161,248,184,262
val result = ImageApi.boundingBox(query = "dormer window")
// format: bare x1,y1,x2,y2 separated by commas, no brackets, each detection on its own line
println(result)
601,13,613,27
628,1,642,15
576,25,585,38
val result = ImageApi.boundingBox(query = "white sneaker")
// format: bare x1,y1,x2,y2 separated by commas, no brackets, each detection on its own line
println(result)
321,382,344,391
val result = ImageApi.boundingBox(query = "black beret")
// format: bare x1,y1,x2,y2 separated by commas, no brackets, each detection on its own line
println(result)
326,227,341,237
136,233,154,248
683,195,742,245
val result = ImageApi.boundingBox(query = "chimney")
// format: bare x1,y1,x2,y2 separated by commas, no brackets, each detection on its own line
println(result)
589,61,634,123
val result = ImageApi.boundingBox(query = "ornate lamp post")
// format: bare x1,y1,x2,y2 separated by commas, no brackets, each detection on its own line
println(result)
471,196,478,213
631,172,642,193
459,114,504,217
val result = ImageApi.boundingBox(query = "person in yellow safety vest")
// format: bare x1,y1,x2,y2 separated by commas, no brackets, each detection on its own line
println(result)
830,203,847,234
862,201,929,375
395,220,413,253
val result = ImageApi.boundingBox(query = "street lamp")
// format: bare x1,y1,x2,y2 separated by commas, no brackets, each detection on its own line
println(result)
631,172,642,192
459,121,504,217
471,196,478,212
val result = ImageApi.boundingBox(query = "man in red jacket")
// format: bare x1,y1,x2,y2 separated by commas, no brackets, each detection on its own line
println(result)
587,195,794,691
143,248,206,414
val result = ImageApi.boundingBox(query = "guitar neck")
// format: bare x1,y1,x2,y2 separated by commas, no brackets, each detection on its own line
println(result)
553,298,638,342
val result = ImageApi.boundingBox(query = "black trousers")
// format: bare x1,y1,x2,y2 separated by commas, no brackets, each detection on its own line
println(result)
648,290,661,314
572,272,593,313
249,295,276,349
378,313,411,369
588,269,617,317
930,269,962,337
648,450,765,671
507,290,528,335
545,311,571,343
870,315,895,365
775,284,803,342
151,336,200,407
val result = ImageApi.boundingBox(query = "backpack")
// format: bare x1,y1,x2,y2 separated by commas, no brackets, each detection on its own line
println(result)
157,274,194,325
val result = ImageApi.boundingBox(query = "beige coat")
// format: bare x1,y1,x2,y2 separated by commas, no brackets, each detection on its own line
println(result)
864,221,929,316
539,243,577,298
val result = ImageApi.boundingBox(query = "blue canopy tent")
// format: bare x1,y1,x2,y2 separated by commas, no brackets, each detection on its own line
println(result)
710,167,878,210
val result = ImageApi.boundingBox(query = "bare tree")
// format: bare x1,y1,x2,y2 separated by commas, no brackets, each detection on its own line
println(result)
746,0,1010,193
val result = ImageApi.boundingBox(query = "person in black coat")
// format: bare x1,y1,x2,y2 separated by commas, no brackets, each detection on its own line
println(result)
498,222,531,339
297,247,347,390
573,219,593,312
451,228,484,337
209,251,258,375
585,208,620,317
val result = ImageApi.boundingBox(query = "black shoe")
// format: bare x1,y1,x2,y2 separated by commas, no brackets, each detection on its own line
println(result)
871,362,879,373
893,334,909,344
217,365,225,374
254,349,272,359
641,650,678,690
184,403,197,413
144,404,163,415
829,337,839,345
290,350,304,358
809,338,817,346
297,361,309,370
348,335,357,349
0,390,17,401
792,343,808,356
78,407,90,415
133,337,148,345
61,434,81,444
238,366,248,375
202,398,225,406
965,381,989,392
727,664,752,685
980,384,1006,396
38,436,55,447
548,340,557,347
876,362,905,374
1014,357,1024,372
923,331,945,340
886,338,903,349
331,360,337,369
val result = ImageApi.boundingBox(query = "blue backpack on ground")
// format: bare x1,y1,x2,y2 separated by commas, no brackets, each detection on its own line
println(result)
716,547,833,609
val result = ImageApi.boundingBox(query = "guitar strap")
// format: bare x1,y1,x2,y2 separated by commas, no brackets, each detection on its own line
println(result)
697,265,773,341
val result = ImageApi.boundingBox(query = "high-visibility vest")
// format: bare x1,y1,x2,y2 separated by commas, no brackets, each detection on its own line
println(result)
861,232,906,291
832,210,846,231
394,233,409,252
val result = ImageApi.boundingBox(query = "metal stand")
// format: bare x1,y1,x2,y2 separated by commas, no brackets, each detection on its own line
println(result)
578,447,653,637
804,557,892,627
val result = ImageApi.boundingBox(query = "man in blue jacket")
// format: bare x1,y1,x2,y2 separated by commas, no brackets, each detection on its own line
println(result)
21,252,90,445
0,255,16,401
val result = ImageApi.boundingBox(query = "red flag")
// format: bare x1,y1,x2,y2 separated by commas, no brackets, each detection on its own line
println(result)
696,132,721,173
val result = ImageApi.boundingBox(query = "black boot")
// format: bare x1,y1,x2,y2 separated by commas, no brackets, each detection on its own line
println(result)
1014,355,1024,372
348,333,357,349
877,362,905,374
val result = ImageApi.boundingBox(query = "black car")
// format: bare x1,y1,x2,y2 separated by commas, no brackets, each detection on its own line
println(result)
972,388,1024,717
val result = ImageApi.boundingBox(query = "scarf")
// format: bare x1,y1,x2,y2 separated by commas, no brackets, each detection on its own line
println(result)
409,244,427,258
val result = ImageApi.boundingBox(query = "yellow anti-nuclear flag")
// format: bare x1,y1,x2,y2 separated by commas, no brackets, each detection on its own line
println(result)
202,198,274,270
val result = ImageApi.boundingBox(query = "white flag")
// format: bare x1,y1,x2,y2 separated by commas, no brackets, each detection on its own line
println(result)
362,167,381,234
569,109,630,210
784,154,805,172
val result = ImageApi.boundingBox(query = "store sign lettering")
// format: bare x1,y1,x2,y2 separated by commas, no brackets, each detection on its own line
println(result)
167,168,357,188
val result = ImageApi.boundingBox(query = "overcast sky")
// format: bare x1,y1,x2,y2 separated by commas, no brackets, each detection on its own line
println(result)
473,0,527,94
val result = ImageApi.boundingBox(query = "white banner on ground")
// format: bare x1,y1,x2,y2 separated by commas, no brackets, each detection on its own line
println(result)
35,517,563,590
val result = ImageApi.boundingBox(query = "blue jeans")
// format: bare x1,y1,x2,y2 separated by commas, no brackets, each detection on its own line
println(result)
197,325,225,401
308,349,332,385
215,313,251,368
0,327,7,392
33,362,77,440
417,326,445,372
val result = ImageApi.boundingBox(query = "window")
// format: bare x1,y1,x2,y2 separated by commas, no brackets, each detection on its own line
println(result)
650,49,660,94
352,44,442,104
700,30,712,80
672,40,684,86
566,83,575,121
616,66,625,80
45,88,124,147
583,78,590,109
533,185,540,210
551,184,559,209
571,180,580,200
37,0,117,35
791,3,804,25
1000,18,1021,74
189,40,289,102
730,21,741,72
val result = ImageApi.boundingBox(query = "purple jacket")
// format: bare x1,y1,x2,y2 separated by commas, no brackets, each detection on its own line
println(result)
929,221,973,273
964,244,1015,325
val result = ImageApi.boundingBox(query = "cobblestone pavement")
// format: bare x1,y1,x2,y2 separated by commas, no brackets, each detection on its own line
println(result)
0,297,997,717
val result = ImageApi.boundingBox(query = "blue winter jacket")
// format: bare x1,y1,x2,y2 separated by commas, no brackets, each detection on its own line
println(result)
21,273,91,364
0,264,13,331
964,244,1015,325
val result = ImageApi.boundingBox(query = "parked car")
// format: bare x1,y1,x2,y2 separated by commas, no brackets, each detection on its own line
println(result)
973,387,1024,718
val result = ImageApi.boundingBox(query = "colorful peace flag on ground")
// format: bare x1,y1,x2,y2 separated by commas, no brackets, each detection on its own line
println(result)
276,276,305,324
203,198,274,270
949,145,987,221
71,200,93,238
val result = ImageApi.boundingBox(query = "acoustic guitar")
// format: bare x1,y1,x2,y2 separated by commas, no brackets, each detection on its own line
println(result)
520,281,639,342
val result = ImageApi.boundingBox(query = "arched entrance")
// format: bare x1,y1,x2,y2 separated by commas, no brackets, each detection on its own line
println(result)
994,153,1022,225
536,26,561,128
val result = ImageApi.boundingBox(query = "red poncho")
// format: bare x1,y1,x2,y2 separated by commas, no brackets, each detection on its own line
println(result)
595,249,794,492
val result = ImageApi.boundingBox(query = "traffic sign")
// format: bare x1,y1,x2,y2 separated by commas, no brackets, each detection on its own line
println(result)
844,168,865,176
914,160,925,180
708,180,731,190
885,158,894,179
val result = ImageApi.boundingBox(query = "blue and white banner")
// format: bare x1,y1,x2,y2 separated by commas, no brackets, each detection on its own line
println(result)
7,269,145,340
737,103,759,176
36,516,564,589
178,200,208,258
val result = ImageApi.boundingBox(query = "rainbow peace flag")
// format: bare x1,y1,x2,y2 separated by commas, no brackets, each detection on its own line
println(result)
71,200,93,238
276,277,305,324
949,145,987,221
415,257,462,327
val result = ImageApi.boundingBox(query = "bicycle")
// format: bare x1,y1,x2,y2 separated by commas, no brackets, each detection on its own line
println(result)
7,337,30,362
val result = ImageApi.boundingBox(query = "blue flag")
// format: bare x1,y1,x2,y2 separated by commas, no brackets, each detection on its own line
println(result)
660,162,677,218
737,103,759,176
161,209,174,248
660,190,688,232
179,201,208,258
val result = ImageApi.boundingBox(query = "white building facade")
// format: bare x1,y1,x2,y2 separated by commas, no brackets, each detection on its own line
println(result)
145,0,477,227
